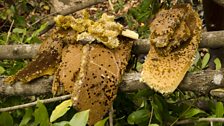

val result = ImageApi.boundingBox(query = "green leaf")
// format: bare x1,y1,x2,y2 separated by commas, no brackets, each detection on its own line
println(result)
19,108,33,126
0,66,5,74
151,94,168,124
214,58,222,70
26,22,48,43
182,108,205,118
69,109,90,126
148,124,159,126
29,36,42,44
12,28,26,43
215,102,224,117
151,101,162,123
127,109,150,125
33,101,49,126
52,121,70,126
33,22,48,36
136,62,143,72
201,53,210,69
94,117,109,126
50,99,72,122
12,28,26,34
0,112,13,126
215,102,224,126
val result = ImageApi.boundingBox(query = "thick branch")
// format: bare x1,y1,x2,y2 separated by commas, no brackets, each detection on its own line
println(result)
0,44,40,59
0,76,52,96
0,69,223,96
1,31,224,59
121,70,224,94
200,31,224,48
176,118,224,125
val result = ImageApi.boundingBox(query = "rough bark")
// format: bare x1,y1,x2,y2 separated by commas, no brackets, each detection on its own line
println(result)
0,76,52,96
0,69,224,96
1,31,224,59
201,31,224,48
0,44,40,59
121,70,224,95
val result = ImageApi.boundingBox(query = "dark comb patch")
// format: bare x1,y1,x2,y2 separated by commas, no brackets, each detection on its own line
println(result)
113,38,133,75
5,39,63,83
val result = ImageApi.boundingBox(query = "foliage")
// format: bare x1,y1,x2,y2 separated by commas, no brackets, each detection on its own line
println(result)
33,101,49,126
124,0,160,38
0,0,49,44
189,51,211,72
0,112,13,126
0,101,90,126
1,90,224,126
94,117,109,126
0,0,223,126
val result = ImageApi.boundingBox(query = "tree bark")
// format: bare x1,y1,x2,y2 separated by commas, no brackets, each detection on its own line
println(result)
121,70,224,95
0,69,223,96
1,31,224,59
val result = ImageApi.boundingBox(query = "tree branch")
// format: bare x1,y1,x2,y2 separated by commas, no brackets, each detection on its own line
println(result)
0,69,223,96
198,118,224,122
121,69,224,95
176,118,224,125
0,94,71,112
0,76,52,96
1,31,224,59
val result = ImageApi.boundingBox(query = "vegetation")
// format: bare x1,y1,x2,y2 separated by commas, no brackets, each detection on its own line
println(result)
0,0,223,126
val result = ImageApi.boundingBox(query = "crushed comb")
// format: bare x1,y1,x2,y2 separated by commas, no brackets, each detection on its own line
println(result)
4,36,63,84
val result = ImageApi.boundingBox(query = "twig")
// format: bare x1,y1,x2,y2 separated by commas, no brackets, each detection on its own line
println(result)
5,20,14,44
0,94,71,112
108,0,114,11
198,118,224,122
0,20,8,30
148,106,153,125
175,119,195,125
175,118,224,125
28,12,58,28
109,105,114,126
170,106,191,126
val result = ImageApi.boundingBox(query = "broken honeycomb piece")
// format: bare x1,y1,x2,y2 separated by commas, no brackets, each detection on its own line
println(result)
141,4,202,93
